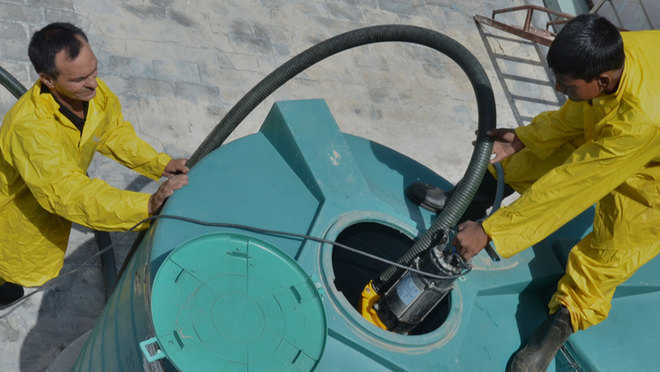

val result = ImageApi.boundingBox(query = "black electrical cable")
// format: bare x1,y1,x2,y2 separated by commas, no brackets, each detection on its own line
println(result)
0,165,506,316
129,214,471,280
0,213,472,317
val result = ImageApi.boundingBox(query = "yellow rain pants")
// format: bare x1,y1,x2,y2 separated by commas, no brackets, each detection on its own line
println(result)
482,30,660,331
0,79,171,287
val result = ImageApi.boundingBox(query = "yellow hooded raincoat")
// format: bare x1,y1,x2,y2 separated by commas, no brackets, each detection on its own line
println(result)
0,78,171,287
482,31,660,331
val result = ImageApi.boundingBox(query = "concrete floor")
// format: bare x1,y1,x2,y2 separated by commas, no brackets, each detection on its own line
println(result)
0,0,562,371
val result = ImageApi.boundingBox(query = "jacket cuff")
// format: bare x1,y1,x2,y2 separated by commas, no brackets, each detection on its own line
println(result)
514,126,534,150
132,193,153,231
142,153,172,181
482,215,515,259
514,126,553,160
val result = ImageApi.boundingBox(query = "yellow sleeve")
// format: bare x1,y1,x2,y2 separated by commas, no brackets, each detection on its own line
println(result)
95,89,171,181
483,117,660,258
8,123,151,231
515,100,586,159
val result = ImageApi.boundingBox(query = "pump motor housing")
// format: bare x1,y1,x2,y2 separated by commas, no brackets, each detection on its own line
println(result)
376,236,465,333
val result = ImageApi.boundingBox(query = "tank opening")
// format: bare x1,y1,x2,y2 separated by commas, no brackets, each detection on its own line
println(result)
332,222,451,335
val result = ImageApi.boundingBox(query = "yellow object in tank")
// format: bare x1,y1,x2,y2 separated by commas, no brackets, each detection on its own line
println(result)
359,280,388,330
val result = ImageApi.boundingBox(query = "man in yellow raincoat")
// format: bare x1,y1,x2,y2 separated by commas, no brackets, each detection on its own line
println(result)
0,23,189,306
409,15,660,371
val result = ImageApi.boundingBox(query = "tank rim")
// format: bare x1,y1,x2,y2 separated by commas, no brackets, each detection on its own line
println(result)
318,211,464,352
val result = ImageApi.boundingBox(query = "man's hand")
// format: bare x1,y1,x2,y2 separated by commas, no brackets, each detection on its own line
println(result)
149,174,188,215
163,158,189,178
487,129,525,163
454,220,490,260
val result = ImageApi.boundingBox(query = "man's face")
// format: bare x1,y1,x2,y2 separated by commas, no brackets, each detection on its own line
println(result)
554,74,601,102
47,37,98,102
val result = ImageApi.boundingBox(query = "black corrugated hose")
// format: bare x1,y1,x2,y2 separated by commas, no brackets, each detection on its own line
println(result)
0,66,26,99
185,25,496,292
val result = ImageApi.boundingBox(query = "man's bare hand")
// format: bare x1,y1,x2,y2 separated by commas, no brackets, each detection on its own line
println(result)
149,174,188,215
487,129,525,163
163,158,189,178
454,220,489,260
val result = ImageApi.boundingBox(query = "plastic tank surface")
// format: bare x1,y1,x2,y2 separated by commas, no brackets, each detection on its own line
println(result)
70,100,660,371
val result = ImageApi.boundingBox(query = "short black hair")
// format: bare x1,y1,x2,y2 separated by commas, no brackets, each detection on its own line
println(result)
28,22,88,77
547,14,624,81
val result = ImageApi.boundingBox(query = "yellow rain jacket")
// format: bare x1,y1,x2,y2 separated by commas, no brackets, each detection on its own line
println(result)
0,78,171,287
482,31,660,331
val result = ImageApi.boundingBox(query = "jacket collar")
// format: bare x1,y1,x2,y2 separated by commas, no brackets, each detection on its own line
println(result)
29,80,61,119
29,79,106,119
592,47,634,115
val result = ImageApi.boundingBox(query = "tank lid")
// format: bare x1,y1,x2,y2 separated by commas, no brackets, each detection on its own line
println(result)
150,233,327,371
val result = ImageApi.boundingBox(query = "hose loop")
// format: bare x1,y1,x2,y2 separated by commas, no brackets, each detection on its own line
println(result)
186,25,496,292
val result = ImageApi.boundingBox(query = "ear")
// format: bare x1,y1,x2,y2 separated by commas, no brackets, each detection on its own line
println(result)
38,73,55,89
597,74,611,93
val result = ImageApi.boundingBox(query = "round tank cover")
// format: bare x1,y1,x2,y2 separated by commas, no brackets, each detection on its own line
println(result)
150,233,327,371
